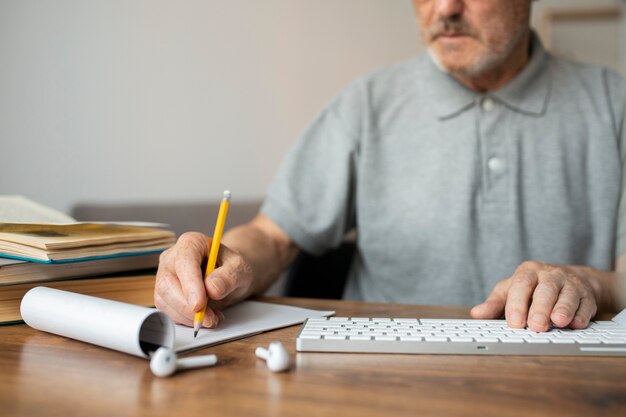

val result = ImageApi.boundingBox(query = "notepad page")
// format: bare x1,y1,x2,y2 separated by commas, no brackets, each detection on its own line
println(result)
174,301,334,353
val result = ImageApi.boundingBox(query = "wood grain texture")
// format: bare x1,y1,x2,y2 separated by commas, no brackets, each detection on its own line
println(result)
0,275,156,322
0,295,624,417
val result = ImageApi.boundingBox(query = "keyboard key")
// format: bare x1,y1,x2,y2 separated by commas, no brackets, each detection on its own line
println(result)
420,319,467,324
475,337,499,343
550,339,576,344
578,339,602,344
393,318,418,323
589,321,619,327
500,338,525,343
424,336,449,342
374,336,398,341
400,336,423,342
602,339,626,344
299,334,322,339
323,335,346,340
348,335,372,341
449,337,474,342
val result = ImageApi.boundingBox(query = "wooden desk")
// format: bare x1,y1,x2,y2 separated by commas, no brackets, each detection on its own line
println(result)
1,296,625,417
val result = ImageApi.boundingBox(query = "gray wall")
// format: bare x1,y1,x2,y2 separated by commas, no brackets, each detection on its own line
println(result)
0,0,421,213
1,0,625,215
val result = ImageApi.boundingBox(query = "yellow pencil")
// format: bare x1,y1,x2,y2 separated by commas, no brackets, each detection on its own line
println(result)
193,190,231,338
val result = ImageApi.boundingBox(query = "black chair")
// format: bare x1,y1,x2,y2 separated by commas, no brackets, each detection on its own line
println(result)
283,241,356,299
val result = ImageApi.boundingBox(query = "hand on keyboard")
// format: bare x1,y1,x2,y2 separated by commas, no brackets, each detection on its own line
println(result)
470,261,615,333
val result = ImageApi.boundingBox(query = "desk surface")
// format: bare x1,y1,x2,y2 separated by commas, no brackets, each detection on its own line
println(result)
1,296,625,417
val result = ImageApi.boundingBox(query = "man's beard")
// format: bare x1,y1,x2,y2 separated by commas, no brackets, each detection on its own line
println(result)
427,16,527,78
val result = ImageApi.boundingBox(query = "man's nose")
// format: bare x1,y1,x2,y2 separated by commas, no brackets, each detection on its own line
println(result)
433,0,464,18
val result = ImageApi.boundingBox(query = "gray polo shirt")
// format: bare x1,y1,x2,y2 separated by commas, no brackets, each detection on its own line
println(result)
261,35,626,306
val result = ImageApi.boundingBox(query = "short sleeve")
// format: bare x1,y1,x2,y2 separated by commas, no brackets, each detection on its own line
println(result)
260,83,364,255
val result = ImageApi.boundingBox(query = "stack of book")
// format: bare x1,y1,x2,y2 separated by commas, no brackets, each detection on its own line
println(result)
0,196,176,324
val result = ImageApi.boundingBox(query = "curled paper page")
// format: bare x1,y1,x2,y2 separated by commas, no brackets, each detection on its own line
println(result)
21,287,174,358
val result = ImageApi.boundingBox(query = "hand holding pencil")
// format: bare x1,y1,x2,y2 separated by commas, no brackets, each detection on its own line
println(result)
193,190,231,337
154,190,293,334
154,190,255,332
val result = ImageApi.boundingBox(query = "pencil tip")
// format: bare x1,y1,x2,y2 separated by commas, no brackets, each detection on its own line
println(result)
223,190,231,200
193,330,198,338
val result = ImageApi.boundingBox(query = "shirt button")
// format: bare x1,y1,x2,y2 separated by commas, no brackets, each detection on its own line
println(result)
487,157,505,172
481,97,495,111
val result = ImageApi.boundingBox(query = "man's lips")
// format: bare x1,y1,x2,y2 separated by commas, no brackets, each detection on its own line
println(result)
436,32,468,38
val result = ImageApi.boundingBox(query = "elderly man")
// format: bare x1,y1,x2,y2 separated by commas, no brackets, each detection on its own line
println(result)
155,0,625,333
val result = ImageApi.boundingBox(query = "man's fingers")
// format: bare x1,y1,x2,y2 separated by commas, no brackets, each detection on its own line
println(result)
155,269,189,313
206,271,239,301
205,245,251,301
202,307,221,329
470,299,504,319
154,231,254,331
154,291,193,327
471,282,508,319
549,282,580,328
481,261,600,332
154,282,221,329
175,252,207,312
527,271,563,332
570,296,597,329
504,268,538,328
173,233,211,311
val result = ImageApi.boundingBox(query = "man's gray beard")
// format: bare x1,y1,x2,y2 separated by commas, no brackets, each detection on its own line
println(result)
428,26,528,79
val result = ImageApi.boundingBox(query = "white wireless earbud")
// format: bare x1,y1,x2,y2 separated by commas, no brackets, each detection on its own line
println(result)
255,341,290,372
150,347,218,378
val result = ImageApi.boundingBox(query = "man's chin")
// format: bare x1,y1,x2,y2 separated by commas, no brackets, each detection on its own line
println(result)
429,47,479,75
429,45,501,79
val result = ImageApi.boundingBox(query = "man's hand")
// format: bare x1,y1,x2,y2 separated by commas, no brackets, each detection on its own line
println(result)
470,261,615,332
154,232,254,329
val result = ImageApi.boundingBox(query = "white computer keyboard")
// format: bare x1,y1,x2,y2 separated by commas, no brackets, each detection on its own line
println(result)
296,311,626,356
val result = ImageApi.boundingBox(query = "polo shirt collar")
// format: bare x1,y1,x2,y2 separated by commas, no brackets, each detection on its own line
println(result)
423,53,476,120
425,31,550,120
493,32,550,117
